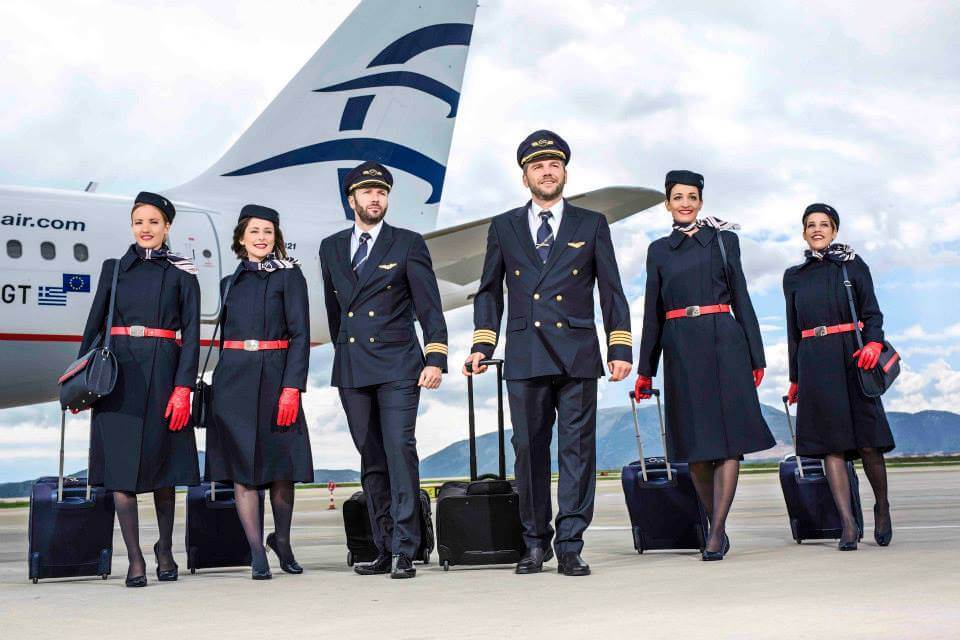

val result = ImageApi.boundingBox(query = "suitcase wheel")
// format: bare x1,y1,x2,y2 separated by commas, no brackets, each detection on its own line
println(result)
442,560,449,572
347,551,354,567
190,568,196,574
637,548,643,555
422,552,430,565
32,578,38,584
790,518,802,544
101,574,108,580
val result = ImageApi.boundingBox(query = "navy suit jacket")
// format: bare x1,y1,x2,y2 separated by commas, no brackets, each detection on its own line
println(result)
320,222,448,388
471,200,632,380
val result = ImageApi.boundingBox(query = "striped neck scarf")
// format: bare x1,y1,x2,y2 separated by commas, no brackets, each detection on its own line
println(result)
243,253,301,272
134,244,198,274
672,216,741,233
805,243,856,263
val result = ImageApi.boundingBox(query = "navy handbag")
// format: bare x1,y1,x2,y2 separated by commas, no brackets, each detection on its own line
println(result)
841,263,900,397
57,260,120,412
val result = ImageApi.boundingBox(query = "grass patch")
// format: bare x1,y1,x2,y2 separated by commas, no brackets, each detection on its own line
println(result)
0,500,29,509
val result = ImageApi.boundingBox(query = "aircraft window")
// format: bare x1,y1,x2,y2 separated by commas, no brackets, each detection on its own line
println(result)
41,241,56,260
6,239,22,258
202,249,212,259
74,243,89,262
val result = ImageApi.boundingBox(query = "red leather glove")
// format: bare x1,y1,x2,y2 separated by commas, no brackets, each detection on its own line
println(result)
277,387,300,427
853,341,883,370
634,375,653,400
787,382,799,405
753,368,764,388
164,386,191,432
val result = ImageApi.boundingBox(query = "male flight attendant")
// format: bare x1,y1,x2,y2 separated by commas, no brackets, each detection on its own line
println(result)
463,131,632,576
320,162,448,579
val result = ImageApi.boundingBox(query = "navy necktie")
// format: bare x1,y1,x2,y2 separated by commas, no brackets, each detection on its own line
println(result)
352,232,371,275
536,211,554,263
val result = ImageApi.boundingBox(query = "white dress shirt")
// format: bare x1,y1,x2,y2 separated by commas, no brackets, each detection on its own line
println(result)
528,198,564,244
350,221,384,264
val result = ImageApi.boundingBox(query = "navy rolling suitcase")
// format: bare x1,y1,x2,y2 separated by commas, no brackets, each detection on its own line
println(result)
28,411,115,583
185,481,264,573
779,396,863,543
621,390,708,554
342,489,435,566
435,359,525,571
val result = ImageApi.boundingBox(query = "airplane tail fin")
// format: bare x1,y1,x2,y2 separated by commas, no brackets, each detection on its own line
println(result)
167,0,478,233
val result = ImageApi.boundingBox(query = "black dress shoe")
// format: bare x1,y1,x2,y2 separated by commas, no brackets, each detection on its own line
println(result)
354,552,392,576
722,533,731,557
874,503,893,547
266,533,303,574
125,575,147,588
251,554,272,580
557,552,590,576
153,542,179,582
516,547,554,574
391,553,416,579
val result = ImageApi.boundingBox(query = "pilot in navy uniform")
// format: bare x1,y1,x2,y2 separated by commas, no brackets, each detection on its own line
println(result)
634,170,774,561
206,204,314,580
463,131,633,576
320,161,448,580
77,191,200,587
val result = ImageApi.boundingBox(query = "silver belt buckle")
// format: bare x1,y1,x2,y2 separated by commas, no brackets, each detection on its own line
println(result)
813,325,828,338
129,325,146,337
685,305,701,318
243,339,260,352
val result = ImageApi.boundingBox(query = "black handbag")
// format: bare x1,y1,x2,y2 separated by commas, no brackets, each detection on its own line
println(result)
192,273,237,428
58,260,120,411
841,263,901,397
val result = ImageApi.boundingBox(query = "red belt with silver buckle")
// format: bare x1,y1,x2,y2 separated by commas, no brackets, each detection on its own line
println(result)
111,326,178,339
222,339,289,352
665,304,731,320
801,322,864,339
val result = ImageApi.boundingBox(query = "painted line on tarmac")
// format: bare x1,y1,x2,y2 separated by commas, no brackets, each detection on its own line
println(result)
591,524,960,532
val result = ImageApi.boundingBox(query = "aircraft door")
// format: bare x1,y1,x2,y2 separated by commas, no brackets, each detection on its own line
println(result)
167,208,223,320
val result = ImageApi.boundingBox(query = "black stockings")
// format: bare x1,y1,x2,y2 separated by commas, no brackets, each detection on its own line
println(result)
269,481,296,559
689,458,740,553
823,454,859,543
114,487,179,579
233,483,267,567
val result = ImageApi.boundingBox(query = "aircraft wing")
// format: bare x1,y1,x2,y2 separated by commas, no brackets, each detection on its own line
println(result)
426,186,664,291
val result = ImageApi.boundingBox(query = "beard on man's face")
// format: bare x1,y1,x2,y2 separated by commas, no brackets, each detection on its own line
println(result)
527,171,566,201
354,202,387,226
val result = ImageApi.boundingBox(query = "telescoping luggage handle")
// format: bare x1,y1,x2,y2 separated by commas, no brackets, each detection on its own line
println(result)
466,359,506,482
628,388,672,482
781,395,825,478
57,411,91,503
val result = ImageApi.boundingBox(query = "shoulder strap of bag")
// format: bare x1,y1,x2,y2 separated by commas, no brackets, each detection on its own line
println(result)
841,263,865,351
101,259,121,351
198,271,239,379
715,230,735,301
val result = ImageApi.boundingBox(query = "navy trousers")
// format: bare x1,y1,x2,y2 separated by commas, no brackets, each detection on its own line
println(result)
507,375,597,555
339,379,422,558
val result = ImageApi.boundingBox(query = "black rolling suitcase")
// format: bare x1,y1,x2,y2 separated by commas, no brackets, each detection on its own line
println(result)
342,489,435,566
28,411,115,583
621,389,708,553
185,481,264,573
779,396,863,543
435,359,525,571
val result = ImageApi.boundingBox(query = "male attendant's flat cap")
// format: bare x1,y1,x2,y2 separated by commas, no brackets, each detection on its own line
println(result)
135,191,176,222
238,204,280,225
517,130,570,167
343,161,393,196
664,170,705,192
803,203,839,229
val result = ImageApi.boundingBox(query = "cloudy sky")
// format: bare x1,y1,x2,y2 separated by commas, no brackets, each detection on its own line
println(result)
1,0,958,481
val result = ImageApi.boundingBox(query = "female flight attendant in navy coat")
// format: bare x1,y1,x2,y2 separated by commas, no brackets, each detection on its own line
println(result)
783,203,895,550
634,171,774,561
77,191,200,587
207,204,313,580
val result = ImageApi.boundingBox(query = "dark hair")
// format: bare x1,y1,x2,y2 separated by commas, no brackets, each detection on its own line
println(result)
231,217,288,260
665,183,702,199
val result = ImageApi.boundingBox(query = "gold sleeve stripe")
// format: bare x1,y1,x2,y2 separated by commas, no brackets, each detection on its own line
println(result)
424,343,448,355
609,338,633,345
609,331,632,338
472,330,497,345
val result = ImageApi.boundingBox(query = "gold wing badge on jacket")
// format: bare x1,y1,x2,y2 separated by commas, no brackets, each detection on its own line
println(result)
378,263,397,270
567,241,586,249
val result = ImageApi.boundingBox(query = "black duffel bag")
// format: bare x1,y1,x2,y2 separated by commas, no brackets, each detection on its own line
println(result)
842,264,901,397
58,260,120,411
